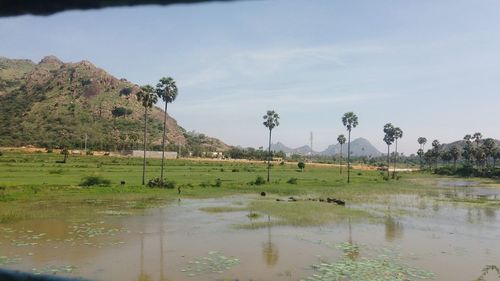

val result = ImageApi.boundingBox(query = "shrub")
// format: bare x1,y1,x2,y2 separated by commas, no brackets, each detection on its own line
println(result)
80,176,111,187
287,177,298,184
148,177,176,189
231,168,240,172
298,161,305,171
253,176,266,185
86,150,93,155
214,178,222,187
199,180,211,188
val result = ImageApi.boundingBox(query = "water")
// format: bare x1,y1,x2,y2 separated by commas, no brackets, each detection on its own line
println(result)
0,187,499,281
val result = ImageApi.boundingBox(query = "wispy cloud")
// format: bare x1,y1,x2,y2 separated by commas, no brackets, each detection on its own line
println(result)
178,44,387,89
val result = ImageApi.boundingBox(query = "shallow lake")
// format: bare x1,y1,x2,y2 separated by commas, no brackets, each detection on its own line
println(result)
1,182,499,281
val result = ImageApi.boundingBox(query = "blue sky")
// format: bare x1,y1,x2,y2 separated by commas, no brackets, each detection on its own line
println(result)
1,0,499,154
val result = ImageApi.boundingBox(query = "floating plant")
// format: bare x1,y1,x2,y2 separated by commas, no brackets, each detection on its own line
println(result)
181,251,240,277
31,264,77,275
0,255,22,266
301,243,435,281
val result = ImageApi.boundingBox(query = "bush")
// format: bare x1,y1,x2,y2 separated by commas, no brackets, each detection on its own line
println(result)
253,176,266,185
86,150,93,155
231,168,240,172
80,176,111,187
199,180,211,188
297,161,305,171
287,177,298,184
148,177,176,189
214,178,222,187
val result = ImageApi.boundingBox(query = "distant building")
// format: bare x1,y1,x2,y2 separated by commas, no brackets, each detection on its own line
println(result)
126,150,178,159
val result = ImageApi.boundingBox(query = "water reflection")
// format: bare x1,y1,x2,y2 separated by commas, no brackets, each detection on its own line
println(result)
346,218,359,261
262,216,279,267
385,215,404,242
137,231,152,281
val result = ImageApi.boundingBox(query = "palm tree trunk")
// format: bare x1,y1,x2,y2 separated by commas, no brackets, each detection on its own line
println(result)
160,103,168,186
387,144,390,178
392,139,398,179
267,129,272,183
340,144,343,175
347,130,351,184
142,107,148,185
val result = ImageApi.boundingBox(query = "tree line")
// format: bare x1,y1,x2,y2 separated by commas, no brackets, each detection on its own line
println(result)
416,133,499,178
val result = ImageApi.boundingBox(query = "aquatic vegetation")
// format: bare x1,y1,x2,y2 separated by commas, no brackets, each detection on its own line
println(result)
31,264,77,275
302,243,435,281
181,251,240,277
473,265,500,281
0,255,22,266
237,200,373,228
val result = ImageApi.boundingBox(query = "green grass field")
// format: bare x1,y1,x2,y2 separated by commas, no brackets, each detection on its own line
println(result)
0,151,497,226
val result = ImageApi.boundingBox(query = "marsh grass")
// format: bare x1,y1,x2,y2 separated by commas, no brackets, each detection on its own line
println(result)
234,200,374,228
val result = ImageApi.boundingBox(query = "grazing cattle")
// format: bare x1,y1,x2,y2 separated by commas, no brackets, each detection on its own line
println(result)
120,181,126,186
327,197,346,206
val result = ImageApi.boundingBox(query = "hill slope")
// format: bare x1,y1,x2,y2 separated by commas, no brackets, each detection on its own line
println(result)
0,56,229,152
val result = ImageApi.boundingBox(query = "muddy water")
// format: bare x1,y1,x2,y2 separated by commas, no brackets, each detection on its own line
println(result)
1,188,500,281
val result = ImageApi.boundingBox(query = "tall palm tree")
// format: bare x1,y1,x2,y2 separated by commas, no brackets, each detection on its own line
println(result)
417,137,427,151
431,139,440,169
472,132,482,169
263,110,280,183
342,112,358,184
337,134,346,175
156,77,178,186
136,85,157,185
383,123,395,178
450,145,460,169
417,137,427,168
392,127,403,179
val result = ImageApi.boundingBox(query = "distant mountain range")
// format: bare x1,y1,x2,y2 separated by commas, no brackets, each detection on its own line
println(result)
440,139,500,150
271,137,382,157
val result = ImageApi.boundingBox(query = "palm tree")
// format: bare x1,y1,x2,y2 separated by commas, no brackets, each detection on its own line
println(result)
431,139,440,169
392,127,403,179
156,77,178,186
473,132,482,169
342,112,358,183
136,85,158,185
383,123,395,178
337,134,346,175
263,110,280,183
417,137,427,168
463,134,473,167
450,145,460,169
417,137,427,150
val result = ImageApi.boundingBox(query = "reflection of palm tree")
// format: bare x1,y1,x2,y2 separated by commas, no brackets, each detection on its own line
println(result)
137,230,152,281
159,208,166,281
345,217,359,261
262,216,279,267
384,215,404,242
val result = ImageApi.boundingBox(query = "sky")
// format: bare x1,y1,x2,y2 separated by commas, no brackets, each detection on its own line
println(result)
1,0,499,154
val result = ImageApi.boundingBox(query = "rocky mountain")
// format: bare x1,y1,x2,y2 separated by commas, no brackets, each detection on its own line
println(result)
0,55,229,152
271,137,382,157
